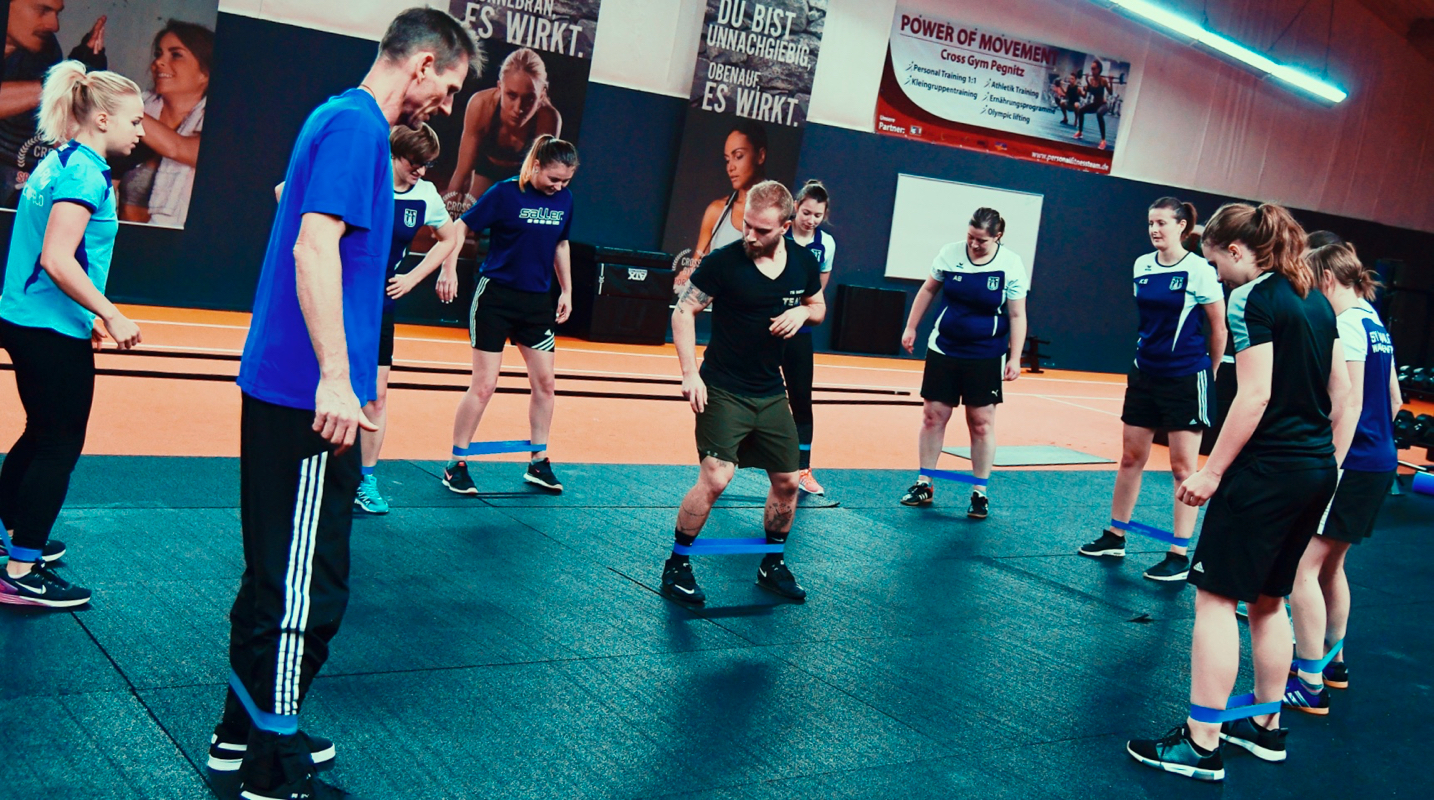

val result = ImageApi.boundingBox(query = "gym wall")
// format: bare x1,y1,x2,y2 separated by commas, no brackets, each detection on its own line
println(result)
2,9,1432,374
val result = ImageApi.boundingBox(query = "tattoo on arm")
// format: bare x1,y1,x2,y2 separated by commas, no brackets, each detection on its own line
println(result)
678,283,712,312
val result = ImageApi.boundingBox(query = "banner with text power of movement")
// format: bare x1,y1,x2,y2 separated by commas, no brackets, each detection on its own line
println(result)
663,0,829,268
876,8,1132,174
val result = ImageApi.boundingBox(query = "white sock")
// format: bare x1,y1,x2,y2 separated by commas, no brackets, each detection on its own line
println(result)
974,485,987,497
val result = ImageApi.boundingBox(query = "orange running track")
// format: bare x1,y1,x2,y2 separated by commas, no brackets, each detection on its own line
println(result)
2,305,1430,470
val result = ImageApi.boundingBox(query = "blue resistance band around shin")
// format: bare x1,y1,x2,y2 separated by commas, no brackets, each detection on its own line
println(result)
919,468,989,488
227,671,299,735
1111,518,1191,547
0,527,42,563
673,538,785,556
1294,639,1345,674
1188,693,1283,724
453,440,535,458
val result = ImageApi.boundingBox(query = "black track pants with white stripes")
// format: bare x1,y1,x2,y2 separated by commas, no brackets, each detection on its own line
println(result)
221,393,361,731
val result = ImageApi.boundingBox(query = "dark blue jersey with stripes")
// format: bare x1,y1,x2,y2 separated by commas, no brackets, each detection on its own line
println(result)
927,244,1028,359
1336,300,1397,472
1132,251,1223,377
787,227,834,332
387,179,450,311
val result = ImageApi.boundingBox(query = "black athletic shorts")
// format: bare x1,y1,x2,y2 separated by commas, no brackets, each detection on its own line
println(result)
1187,457,1338,602
468,276,556,353
920,350,1003,408
377,310,395,368
694,385,800,472
1121,366,1212,431
1319,468,1395,544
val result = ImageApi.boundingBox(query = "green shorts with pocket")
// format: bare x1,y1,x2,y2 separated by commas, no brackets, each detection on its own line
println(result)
695,385,800,473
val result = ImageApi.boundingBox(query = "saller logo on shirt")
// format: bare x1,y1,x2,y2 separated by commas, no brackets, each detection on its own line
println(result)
519,208,565,226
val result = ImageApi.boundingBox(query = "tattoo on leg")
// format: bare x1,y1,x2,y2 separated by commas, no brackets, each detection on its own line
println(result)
677,502,711,536
765,501,795,533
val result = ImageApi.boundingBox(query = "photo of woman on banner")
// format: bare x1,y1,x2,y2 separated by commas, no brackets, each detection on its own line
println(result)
1073,59,1114,150
447,47,561,203
690,119,768,269
117,19,212,227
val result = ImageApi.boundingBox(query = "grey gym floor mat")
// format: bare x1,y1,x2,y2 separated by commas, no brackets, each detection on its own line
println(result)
943,445,1116,466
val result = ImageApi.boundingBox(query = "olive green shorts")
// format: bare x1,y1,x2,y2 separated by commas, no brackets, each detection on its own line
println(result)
694,385,800,473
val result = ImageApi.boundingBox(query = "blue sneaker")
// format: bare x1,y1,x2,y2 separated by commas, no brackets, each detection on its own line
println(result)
1283,675,1330,716
354,474,390,515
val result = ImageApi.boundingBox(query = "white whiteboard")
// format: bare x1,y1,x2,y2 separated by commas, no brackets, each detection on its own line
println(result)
884,175,1044,284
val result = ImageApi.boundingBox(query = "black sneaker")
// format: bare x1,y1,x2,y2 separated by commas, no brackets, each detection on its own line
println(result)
0,561,91,608
1219,716,1288,762
240,774,348,800
442,460,478,495
208,727,336,772
0,537,66,563
1283,674,1330,715
967,492,989,520
756,559,807,602
1143,553,1191,582
900,481,933,506
523,458,563,492
1126,724,1225,782
1323,661,1349,689
660,558,705,604
238,731,347,799
1078,530,1127,558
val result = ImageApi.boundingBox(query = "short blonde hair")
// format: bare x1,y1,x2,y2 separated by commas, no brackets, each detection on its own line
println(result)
38,61,141,145
746,180,794,220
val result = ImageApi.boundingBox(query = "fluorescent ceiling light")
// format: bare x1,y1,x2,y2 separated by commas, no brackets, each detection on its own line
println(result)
1098,0,1348,103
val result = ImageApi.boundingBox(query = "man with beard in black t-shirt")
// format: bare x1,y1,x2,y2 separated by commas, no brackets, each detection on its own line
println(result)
2,1,107,206
662,180,825,605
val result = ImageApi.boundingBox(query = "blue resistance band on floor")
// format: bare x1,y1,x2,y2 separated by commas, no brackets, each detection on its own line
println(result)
1111,518,1191,547
1189,693,1282,724
919,468,989,488
228,671,299,735
453,440,535,458
1295,639,1345,674
673,538,785,556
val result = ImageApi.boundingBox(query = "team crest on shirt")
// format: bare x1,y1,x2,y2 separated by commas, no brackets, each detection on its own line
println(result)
404,208,418,227
987,276,1000,291
1169,276,1185,291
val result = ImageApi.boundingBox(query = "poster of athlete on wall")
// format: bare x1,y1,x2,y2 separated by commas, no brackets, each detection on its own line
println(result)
1,0,219,227
433,0,602,219
662,0,829,276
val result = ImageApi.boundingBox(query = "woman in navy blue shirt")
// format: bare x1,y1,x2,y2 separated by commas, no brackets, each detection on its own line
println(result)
441,134,578,495
1079,198,1226,582
1283,239,1401,714
0,62,144,608
783,179,837,496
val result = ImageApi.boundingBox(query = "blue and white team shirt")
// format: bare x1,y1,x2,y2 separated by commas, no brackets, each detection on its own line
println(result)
789,227,835,333
0,141,118,339
387,179,451,311
1338,300,1397,472
927,244,1028,359
1131,251,1223,377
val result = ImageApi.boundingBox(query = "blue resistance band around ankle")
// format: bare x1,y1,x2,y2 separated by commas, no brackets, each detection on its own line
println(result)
919,467,989,488
673,538,785,556
453,440,535,458
227,671,299,735
1111,518,1191,547
1188,693,1282,724
1295,639,1345,674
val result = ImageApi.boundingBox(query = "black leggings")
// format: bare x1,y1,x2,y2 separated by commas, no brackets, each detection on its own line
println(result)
781,331,815,469
1076,101,1107,139
0,319,95,560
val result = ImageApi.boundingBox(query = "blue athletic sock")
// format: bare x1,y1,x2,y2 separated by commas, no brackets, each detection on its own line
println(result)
361,465,375,477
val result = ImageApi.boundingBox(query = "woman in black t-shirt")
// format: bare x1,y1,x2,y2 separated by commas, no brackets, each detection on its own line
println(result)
1127,203,1356,782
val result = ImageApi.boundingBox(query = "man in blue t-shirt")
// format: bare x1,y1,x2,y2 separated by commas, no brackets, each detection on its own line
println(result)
215,10,477,799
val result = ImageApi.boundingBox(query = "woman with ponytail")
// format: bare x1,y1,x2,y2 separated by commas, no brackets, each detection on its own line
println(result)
783,179,837,495
440,134,578,495
0,61,144,609
1080,198,1226,582
1127,202,1356,782
1283,238,1401,716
